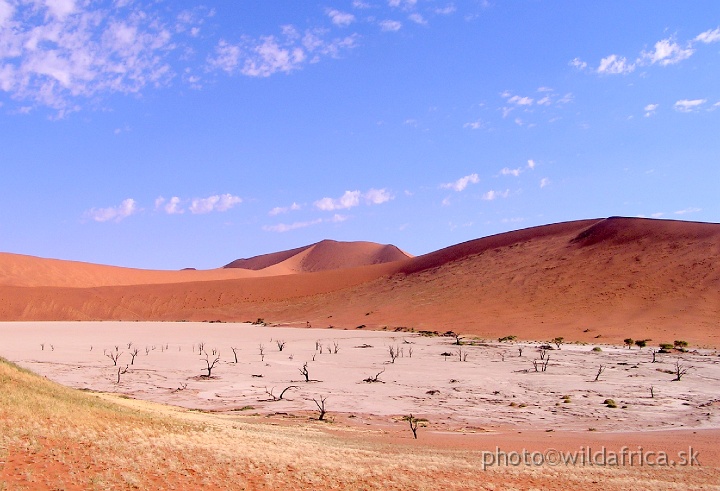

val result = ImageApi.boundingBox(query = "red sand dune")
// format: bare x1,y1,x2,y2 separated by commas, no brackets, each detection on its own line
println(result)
1,217,718,346
224,239,411,274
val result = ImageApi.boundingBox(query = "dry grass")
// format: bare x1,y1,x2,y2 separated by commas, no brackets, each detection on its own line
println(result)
1,356,718,490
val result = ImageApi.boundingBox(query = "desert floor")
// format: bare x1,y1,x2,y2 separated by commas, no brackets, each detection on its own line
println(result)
2,321,720,489
2,321,719,432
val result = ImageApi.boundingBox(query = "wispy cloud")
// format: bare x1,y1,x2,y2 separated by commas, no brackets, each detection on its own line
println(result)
380,20,402,32
263,218,322,233
674,99,706,112
694,27,720,44
674,207,701,215
263,214,348,233
482,189,510,201
85,198,138,223
189,194,242,214
463,120,485,130
539,177,550,188
441,173,479,192
314,188,393,211
582,28,719,77
500,167,522,177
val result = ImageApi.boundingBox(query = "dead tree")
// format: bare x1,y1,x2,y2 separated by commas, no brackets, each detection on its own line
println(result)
518,347,523,357
116,365,129,384
313,396,328,421
454,334,463,345
231,347,239,363
264,385,299,401
532,356,550,372
332,341,340,354
276,340,286,352
197,342,205,355
651,350,657,363
594,364,605,381
363,369,385,383
539,349,548,361
300,362,310,382
408,346,413,358
107,351,123,366
650,386,655,398
388,345,399,363
457,348,468,362
202,354,220,378
129,348,139,365
40,343,45,351
673,360,690,381
259,344,265,362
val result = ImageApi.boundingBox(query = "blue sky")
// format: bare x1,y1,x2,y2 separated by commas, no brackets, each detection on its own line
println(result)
1,1,719,270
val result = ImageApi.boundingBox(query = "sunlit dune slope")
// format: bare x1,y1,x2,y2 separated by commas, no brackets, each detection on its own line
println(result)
0,217,718,346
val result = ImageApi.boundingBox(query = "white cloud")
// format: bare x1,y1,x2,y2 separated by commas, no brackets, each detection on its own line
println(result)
314,188,393,211
674,99,706,112
539,177,550,188
463,120,484,130
0,1,175,114
507,95,533,106
163,196,184,215
569,58,587,70
189,194,242,214
674,207,701,215
327,9,355,27
86,198,138,223
527,159,536,170
536,95,551,106
0,0,14,28
365,188,393,205
240,36,306,77
45,0,77,20
441,173,479,192
482,189,510,201
641,38,694,66
315,190,360,211
644,103,659,117
695,27,720,44
353,1,371,8
380,20,402,32
269,202,301,216
408,13,427,25
209,26,358,77
500,167,521,177
597,54,635,74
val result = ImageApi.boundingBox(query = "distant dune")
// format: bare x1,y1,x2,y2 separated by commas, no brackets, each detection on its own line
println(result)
224,239,411,273
1,217,718,346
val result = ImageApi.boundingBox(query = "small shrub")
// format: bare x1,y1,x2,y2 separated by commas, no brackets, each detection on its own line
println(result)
498,335,517,342
603,398,617,408
592,346,602,352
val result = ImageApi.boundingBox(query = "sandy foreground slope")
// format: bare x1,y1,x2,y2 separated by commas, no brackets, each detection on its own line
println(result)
0,217,718,347
1,322,719,490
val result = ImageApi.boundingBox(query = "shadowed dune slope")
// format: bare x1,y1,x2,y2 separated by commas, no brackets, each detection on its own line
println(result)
224,239,412,273
0,217,718,345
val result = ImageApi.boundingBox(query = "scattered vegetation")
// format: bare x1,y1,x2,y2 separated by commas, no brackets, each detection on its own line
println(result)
603,399,617,408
